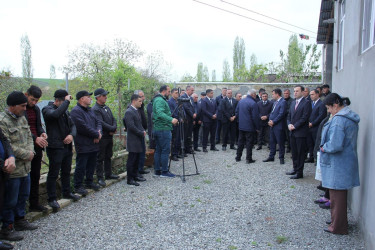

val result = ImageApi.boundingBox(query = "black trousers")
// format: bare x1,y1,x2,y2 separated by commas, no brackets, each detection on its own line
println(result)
29,147,43,207
184,118,193,152
257,125,269,146
193,123,201,149
126,152,140,181
222,121,236,147
290,135,307,176
96,137,113,179
269,127,285,159
236,130,255,160
171,125,181,156
203,121,217,149
46,147,73,202
235,122,239,145
306,129,318,159
215,120,222,142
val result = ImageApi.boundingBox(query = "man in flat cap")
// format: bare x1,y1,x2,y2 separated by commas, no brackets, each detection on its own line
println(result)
70,91,102,196
0,91,38,241
42,90,79,212
92,88,118,188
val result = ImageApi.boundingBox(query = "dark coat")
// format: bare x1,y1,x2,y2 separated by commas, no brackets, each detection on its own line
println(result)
236,96,260,132
24,104,45,142
181,93,194,120
0,127,14,160
284,97,294,116
168,98,180,119
92,103,117,138
201,97,217,123
215,95,225,120
269,98,287,130
287,98,312,137
42,101,76,149
257,100,273,126
70,104,102,154
125,103,147,130
309,99,327,132
192,101,200,122
124,106,145,153
220,97,237,124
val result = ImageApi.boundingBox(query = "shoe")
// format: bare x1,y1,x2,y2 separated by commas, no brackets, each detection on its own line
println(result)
0,225,23,241
319,201,331,209
153,170,161,177
256,146,262,150
194,148,201,152
139,170,150,174
210,147,219,151
246,159,256,164
177,155,183,158
280,159,285,164
160,171,176,178
0,241,13,249
106,174,119,180
85,183,100,191
326,220,332,225
230,146,237,150
203,148,208,153
183,153,188,157
286,171,296,175
98,179,106,187
135,176,146,182
263,157,274,162
222,146,226,151
323,228,332,234
235,158,241,162
314,197,329,204
29,204,48,213
75,187,88,197
14,219,38,231
305,158,314,163
171,156,179,161
62,193,80,202
290,174,303,179
48,200,60,213
127,180,140,186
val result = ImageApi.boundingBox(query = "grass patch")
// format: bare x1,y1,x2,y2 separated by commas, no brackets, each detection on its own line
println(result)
276,235,288,244
290,185,295,189
227,165,232,168
196,198,202,203
193,186,200,190
147,195,153,199
216,238,222,243
251,241,257,246
228,246,238,250
190,204,195,208
136,221,143,228
203,180,212,184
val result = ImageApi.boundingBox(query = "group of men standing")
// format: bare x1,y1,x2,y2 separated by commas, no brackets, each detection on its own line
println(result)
0,86,121,244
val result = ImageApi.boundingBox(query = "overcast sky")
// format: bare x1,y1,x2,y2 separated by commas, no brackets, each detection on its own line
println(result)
0,0,321,81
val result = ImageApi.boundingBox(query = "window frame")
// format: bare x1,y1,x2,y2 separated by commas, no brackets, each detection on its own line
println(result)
361,0,375,53
337,0,346,71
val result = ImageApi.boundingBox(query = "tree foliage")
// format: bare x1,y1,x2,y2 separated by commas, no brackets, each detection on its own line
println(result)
180,73,195,82
20,34,33,84
0,70,28,110
202,66,209,82
211,70,216,82
196,62,204,82
233,36,246,82
222,59,231,82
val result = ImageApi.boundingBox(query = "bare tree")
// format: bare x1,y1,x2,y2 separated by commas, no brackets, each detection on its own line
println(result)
20,34,33,84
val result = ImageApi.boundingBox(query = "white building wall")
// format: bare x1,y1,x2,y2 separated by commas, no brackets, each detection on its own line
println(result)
332,1,375,248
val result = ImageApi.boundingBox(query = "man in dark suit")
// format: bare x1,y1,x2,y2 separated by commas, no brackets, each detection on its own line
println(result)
306,89,327,163
286,85,312,179
192,93,202,152
235,89,260,163
124,94,147,186
255,88,265,103
220,89,237,151
198,92,206,148
283,89,294,153
168,88,181,161
256,92,273,150
263,89,287,164
215,88,227,144
303,87,311,101
201,89,218,152
234,92,242,144
181,86,196,153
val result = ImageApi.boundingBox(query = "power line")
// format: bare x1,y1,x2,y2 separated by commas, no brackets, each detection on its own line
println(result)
221,0,317,34
192,0,316,39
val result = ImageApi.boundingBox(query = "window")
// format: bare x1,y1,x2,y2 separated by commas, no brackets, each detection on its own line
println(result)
337,0,345,70
362,0,375,52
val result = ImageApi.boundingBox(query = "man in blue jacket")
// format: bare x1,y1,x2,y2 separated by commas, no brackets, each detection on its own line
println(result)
263,89,287,164
235,89,260,163
201,89,219,152
70,91,102,196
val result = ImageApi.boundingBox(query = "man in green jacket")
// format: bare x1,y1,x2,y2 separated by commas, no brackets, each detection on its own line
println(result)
152,85,178,177
0,91,38,242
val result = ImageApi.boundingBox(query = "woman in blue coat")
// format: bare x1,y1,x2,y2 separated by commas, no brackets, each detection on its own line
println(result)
320,93,360,235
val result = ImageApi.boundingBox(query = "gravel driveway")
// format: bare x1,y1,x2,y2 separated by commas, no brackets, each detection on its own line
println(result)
15,148,364,249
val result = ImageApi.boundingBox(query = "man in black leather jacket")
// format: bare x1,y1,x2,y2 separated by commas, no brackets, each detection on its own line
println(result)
42,90,79,211
92,88,119,187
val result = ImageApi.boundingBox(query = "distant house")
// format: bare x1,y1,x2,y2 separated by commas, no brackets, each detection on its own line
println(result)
317,0,375,248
